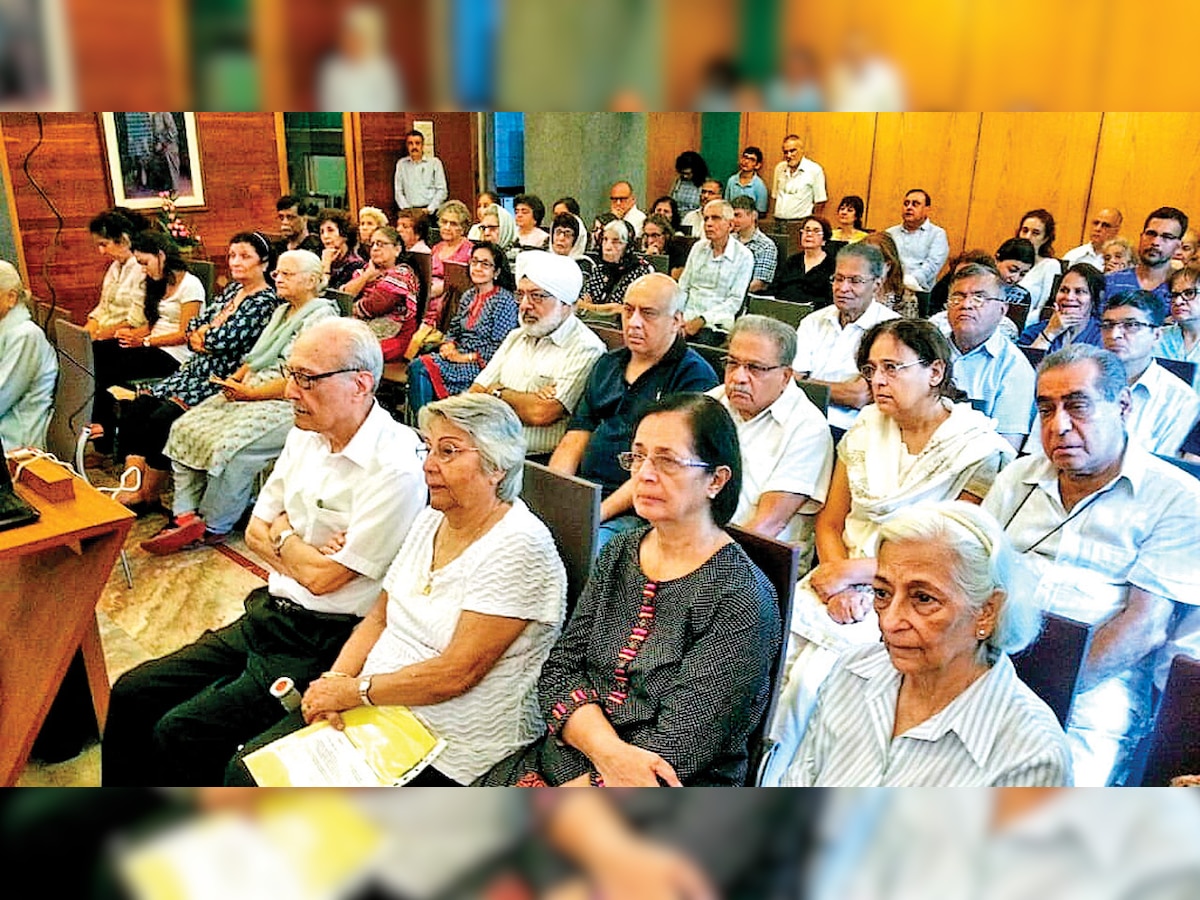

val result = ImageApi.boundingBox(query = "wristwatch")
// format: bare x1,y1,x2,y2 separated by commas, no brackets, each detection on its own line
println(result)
142,336,151,347
358,676,374,706
490,385,504,399
272,527,296,554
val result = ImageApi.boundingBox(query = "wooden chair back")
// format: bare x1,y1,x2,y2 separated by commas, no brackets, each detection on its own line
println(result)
520,461,601,615
1011,611,1093,728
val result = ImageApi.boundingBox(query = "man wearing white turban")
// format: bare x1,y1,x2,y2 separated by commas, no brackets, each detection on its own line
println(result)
471,251,605,457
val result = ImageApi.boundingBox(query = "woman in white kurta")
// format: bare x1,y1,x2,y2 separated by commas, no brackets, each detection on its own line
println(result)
0,262,56,450
763,319,1014,785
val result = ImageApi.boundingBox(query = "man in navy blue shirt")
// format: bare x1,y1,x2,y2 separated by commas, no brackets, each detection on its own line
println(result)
1105,206,1188,303
549,273,718,545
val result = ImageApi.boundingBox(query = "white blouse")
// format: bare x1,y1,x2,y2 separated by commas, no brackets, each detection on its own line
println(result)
148,271,206,363
361,500,567,784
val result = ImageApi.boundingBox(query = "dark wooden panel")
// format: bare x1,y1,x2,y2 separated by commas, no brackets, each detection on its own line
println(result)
359,113,476,219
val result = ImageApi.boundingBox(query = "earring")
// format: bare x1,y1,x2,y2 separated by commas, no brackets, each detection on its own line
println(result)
976,628,987,639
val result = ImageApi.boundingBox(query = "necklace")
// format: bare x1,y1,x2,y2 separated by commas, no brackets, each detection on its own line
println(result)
419,503,507,595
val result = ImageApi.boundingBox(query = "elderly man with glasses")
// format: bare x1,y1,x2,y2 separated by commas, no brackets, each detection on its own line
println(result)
608,180,646,237
470,251,605,459
102,318,427,786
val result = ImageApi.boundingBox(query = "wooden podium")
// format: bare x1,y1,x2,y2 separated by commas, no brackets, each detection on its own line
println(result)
0,472,134,785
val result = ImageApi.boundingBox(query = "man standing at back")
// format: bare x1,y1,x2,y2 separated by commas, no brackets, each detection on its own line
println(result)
393,129,448,215
885,189,949,297
771,133,826,225
550,273,718,544
1064,207,1123,270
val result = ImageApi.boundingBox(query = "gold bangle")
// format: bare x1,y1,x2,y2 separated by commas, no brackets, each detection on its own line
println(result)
320,670,351,679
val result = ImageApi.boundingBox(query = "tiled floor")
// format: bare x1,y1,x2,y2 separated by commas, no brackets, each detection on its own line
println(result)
16,463,271,787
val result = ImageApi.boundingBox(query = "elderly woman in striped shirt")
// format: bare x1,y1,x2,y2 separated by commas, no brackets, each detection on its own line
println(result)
782,501,1071,787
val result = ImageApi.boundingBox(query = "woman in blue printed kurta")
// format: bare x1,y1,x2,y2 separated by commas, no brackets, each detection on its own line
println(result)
117,232,279,511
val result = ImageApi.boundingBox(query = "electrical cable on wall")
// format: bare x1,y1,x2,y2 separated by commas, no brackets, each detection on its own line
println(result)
21,112,67,336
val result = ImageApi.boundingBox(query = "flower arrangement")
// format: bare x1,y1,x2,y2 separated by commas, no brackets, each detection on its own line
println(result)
157,191,201,248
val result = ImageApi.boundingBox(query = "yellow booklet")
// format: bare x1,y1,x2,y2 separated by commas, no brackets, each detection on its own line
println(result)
244,705,445,787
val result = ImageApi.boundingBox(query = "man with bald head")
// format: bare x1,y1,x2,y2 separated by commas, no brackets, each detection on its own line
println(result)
550,272,718,540
1064,207,1124,270
471,251,605,457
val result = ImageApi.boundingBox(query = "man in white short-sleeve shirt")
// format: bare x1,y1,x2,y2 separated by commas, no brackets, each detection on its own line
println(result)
102,319,427,786
710,315,833,568
771,133,827,222
983,344,1200,785
472,251,605,455
793,242,899,432
1063,207,1123,271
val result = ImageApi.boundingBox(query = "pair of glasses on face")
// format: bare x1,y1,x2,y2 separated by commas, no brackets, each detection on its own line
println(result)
469,258,495,269
517,289,556,304
1168,287,1198,302
947,292,1005,308
415,441,480,464
1099,319,1155,334
859,360,924,381
370,239,396,248
610,195,632,204
282,366,359,390
722,357,786,376
617,451,711,476
830,274,873,286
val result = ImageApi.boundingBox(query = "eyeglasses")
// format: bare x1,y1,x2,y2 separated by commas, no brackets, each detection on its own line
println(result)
830,274,874,286
370,239,396,248
722,356,786,376
1143,228,1182,241
416,441,481,464
617,451,711,476
947,291,1006,308
271,269,302,279
282,366,359,389
469,258,496,269
859,360,925,381
1168,288,1198,302
1099,319,1155,333
438,219,462,229
610,195,632,203
800,226,825,235
480,223,500,232
517,289,556,304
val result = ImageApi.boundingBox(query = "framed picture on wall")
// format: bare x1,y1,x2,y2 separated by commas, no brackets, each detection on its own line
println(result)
101,112,205,209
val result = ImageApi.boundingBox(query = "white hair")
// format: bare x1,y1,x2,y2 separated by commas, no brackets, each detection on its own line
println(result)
703,199,734,221
418,393,527,501
303,317,383,389
277,249,328,294
876,501,1043,658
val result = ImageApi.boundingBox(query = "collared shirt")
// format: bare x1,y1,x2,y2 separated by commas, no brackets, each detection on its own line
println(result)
669,178,701,213
1155,324,1200,393
1127,360,1200,455
944,326,1036,437
812,791,1200,900
1105,267,1171,304
89,254,147,329
739,227,779,286
772,156,827,220
570,336,718,494
793,300,899,430
725,173,769,214
709,380,834,562
885,220,950,292
782,644,1071,786
982,441,1200,782
678,237,755,332
393,154,448,212
618,205,646,237
475,313,605,453
680,208,703,237
251,402,427,616
1063,242,1104,270
0,302,56,450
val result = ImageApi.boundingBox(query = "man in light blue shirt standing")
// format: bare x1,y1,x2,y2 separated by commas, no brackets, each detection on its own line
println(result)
885,188,949,296
393,130,448,214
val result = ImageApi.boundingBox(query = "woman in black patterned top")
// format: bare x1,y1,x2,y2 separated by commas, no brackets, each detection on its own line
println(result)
116,232,279,512
478,393,780,787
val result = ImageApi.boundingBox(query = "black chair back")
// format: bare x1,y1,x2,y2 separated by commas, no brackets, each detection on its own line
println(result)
520,461,601,615
1011,611,1092,728
1135,654,1200,786
325,289,354,317
49,320,96,465
746,295,813,329
1019,345,1046,370
726,525,800,786
1156,356,1197,385
796,379,830,416
586,322,625,352
647,253,670,274
185,259,216,300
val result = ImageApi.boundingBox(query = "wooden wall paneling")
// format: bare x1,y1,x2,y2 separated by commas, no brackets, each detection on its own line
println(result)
358,113,477,219
0,120,29,284
868,113,982,257
788,113,877,225
2,113,115,319
646,113,701,204
1089,114,1200,244
741,113,790,179
965,113,1103,257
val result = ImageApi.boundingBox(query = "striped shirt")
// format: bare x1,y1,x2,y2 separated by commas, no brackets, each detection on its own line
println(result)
740,227,779,286
1126,360,1200,456
782,644,1072,786
1155,325,1200,393
474,313,605,454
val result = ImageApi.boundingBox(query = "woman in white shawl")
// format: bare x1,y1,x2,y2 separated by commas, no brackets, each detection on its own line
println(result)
763,319,1015,784
142,250,338,553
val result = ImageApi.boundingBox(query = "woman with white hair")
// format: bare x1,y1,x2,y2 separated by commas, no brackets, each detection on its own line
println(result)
577,218,654,325
0,260,56,450
355,206,389,260
225,393,567,786
141,250,338,552
782,501,1071,786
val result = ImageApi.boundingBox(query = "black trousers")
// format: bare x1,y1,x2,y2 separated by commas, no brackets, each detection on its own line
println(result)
101,587,359,786
118,394,186,469
91,340,180,451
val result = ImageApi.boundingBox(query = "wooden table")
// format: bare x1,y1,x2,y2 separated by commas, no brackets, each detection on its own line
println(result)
0,473,134,785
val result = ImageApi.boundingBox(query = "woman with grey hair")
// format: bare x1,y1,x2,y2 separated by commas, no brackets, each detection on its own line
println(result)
577,218,654,325
782,500,1070,786
0,260,56,450
141,250,338,551
226,393,568,786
